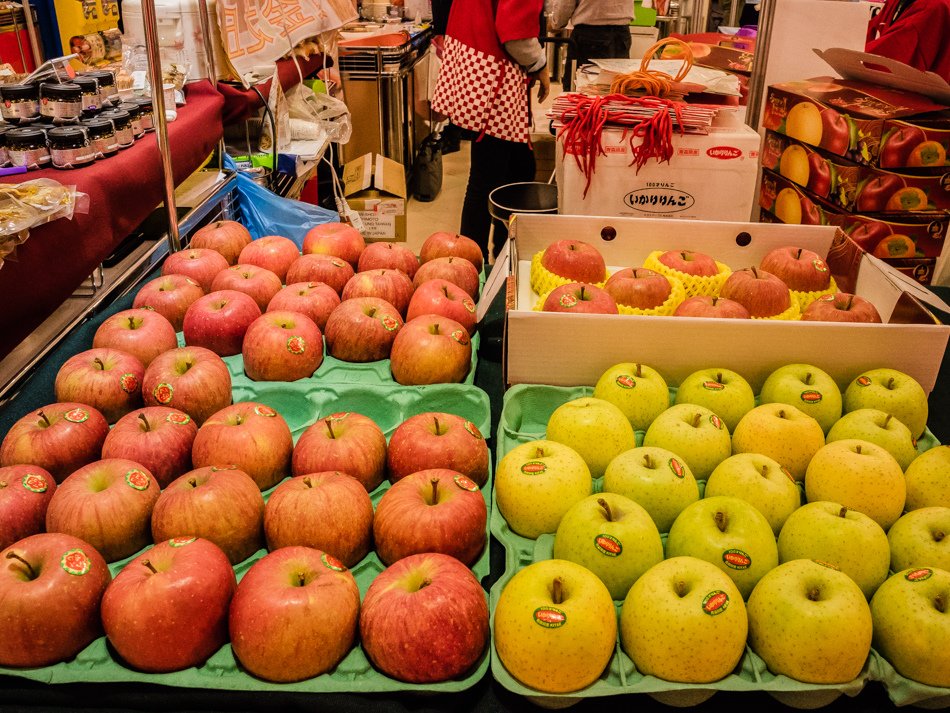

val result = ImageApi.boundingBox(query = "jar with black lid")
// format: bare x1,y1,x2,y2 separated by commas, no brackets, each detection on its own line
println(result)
0,125,10,166
7,126,50,169
48,126,96,169
77,70,118,105
81,117,118,157
131,97,154,132
40,82,83,122
72,76,101,116
0,84,40,124
117,101,144,138
98,108,134,148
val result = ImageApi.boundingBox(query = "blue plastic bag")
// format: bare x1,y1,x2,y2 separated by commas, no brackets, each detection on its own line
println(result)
224,155,338,248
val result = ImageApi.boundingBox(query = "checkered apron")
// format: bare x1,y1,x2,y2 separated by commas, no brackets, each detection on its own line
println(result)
431,35,531,143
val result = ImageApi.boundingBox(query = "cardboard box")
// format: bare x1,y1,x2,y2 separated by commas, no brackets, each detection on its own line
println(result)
342,153,407,242
498,214,949,393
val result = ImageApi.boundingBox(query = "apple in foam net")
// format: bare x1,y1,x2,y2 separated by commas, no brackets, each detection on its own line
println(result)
303,222,366,269
390,314,472,385
133,273,205,331
285,254,355,294
93,308,178,367
188,219,252,265
102,407,197,488
541,283,618,314
142,345,232,425
324,297,403,362
292,411,387,491
242,310,324,382
801,292,882,323
419,231,483,273
0,532,111,668
267,281,340,330
719,267,791,318
604,267,672,309
539,239,607,283
412,256,480,299
357,241,419,279
161,248,229,293
759,246,832,292
210,264,283,311
657,249,719,277
342,268,414,316
238,235,300,283
673,295,751,319
0,403,109,483
182,289,262,357
0,465,56,550
386,411,489,486
54,347,144,424
407,278,478,333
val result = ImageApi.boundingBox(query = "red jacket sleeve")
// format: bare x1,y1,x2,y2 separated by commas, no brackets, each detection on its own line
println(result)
866,0,950,78
495,0,544,43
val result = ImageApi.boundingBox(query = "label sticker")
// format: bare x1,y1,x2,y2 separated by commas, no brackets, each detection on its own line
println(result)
286,335,307,355
166,412,191,426
709,414,724,430
533,607,567,628
64,407,89,424
722,549,751,570
615,375,636,389
152,383,174,404
381,315,400,332
669,457,685,479
451,329,469,345
856,375,872,387
60,549,92,576
254,405,278,418
21,473,48,493
594,534,622,557
169,536,197,547
463,298,476,313
703,380,725,391
800,390,823,404
322,553,346,571
813,258,829,272
454,474,479,492
906,568,933,582
559,294,578,308
125,469,150,491
328,412,349,421
520,461,547,475
119,373,139,393
210,464,237,472
702,590,729,616
813,559,840,570
464,421,483,439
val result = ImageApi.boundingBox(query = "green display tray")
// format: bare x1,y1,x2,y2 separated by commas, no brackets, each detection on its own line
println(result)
489,383,944,708
1,382,493,694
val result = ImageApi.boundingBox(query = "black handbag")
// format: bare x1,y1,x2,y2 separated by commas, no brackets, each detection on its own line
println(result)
412,132,443,202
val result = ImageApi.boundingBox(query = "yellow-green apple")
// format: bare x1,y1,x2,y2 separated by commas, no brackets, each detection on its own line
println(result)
344,268,415,317
263,471,374,567
759,363,842,434
493,558,616,693
210,264,282,311
604,268,672,310
182,289,262,357
93,308,178,367
593,362,670,432
759,246,831,292
45,459,160,562
826,409,917,470
286,254,354,295
407,278,477,333
151,466,264,564
189,219,251,265
101,407,197,488
731,403,825,481
141,345,232,425
778,502,889,598
843,368,929,439
238,235,300,283
324,297,403,363
191,402,293,491
673,367,755,433
292,411,386,491
904,446,950,510
643,404,731,480
419,231,483,273
267,281,340,331
705,453,801,535
133,273,204,331
0,466,56,550
242,310,323,382
887,508,950,573
495,440,592,539
539,239,607,283
413,256,479,298
804,440,905,530
657,249,718,277
541,283,618,314
719,267,792,318
0,403,109,483
801,292,882,323
673,295,751,319
360,552,488,682
303,222,365,269
386,412,489,486
546,396,637,479
0,533,110,667
54,347,144,424
161,248,229,292
358,241,419,279
101,536,236,672
229,546,360,682
870,567,950,687
620,556,747,682
553,492,663,599
747,559,872,683
390,314,471,385
373,468,486,566
666,495,778,598
602,446,699,533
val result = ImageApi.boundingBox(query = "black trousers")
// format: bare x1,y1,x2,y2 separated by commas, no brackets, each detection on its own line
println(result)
564,24,633,89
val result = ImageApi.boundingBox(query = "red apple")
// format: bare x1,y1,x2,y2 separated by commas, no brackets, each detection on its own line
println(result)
191,402,293,491
302,222,366,269
359,552,489,683
242,310,324,382
189,220,253,265
419,232,483,273
101,407,197,488
386,412,489,486
719,267,792,318
604,268,672,309
267,281,340,331
673,295,751,319
759,246,831,292
54,348,145,423
390,314,472,385
285,254,355,294
373,468,486,566
412,256,480,299
92,308,178,368
847,219,893,251
358,241,420,278
210,264,282,311
806,151,833,197
151,466,264,564
342,268,415,316
0,466,56,550
800,193,823,226
801,292,883,323
324,297,403,363
856,173,905,213
182,289,262,357
0,533,111,667
539,239,606,283
263,471,374,567
541,283,618,314
141,345,232,425
820,108,851,155
133,274,205,331
0,403,110,482
407,278,478,333
161,248,229,293
657,250,719,277
101,536,236,672
880,125,927,168
229,546,360,682
46,458,160,562
238,235,299,283
292,412,387,492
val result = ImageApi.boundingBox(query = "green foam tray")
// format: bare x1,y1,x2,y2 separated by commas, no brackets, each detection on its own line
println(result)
0,382,493,694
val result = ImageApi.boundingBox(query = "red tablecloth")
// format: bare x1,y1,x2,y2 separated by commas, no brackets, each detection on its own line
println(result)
0,80,225,362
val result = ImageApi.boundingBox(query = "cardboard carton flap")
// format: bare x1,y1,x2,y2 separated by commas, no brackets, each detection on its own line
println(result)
814,48,950,105
374,155,407,199
864,253,950,316
343,153,373,197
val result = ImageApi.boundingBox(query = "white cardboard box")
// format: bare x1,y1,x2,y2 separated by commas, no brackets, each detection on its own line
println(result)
500,214,949,393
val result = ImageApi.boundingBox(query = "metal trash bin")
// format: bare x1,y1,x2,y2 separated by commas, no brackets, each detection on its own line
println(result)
487,181,558,257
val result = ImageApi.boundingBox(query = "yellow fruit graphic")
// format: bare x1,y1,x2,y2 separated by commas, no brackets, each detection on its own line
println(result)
785,102,823,146
778,145,810,186
774,188,803,224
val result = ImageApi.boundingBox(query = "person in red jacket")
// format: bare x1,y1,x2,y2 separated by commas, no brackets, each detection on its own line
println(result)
866,0,950,80
431,0,550,263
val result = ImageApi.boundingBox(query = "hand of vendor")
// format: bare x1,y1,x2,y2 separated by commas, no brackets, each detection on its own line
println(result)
530,66,551,102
